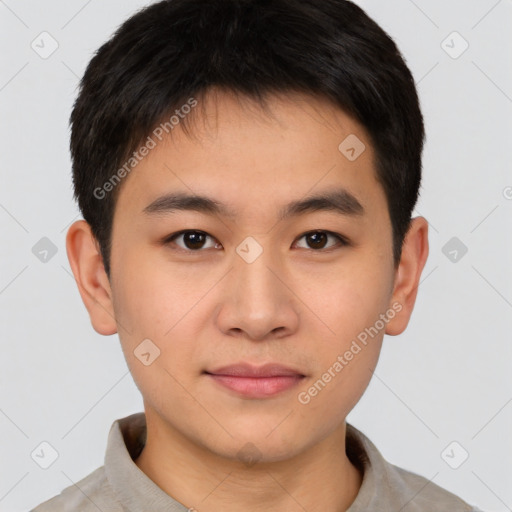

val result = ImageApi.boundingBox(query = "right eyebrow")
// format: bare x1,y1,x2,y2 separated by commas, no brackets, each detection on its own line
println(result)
277,188,365,219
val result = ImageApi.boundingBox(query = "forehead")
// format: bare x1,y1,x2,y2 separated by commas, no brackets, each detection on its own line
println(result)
114,90,384,223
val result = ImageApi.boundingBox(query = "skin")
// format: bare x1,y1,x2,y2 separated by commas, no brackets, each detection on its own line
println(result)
66,89,428,512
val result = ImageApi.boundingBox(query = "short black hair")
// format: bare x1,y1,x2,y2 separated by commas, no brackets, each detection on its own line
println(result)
70,0,425,278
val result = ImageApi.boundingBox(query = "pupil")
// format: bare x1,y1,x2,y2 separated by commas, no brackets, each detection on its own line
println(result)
308,232,326,249
185,232,205,250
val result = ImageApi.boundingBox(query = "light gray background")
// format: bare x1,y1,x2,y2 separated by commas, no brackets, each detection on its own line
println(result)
1,1,511,511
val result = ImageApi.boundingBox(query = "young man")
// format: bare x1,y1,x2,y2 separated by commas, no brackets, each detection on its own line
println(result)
32,0,481,510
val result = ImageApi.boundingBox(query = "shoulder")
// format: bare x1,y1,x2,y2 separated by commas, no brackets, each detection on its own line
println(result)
388,462,478,511
30,465,122,512
346,424,482,511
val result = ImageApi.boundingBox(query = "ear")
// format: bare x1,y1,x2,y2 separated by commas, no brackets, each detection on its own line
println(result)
66,220,118,336
385,216,429,336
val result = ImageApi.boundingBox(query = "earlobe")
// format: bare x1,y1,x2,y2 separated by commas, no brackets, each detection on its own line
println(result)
385,216,429,336
66,220,118,336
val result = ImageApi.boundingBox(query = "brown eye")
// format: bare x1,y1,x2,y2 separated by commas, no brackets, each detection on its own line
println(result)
166,230,221,251
294,230,347,251
163,229,347,253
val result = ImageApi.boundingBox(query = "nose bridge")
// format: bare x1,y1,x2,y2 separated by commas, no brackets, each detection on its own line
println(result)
234,236,283,303
214,232,301,341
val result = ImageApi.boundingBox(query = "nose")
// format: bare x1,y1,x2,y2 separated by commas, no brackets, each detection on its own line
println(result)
214,241,300,342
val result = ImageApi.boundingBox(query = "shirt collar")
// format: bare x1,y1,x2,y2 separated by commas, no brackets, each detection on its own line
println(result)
103,412,397,511
104,412,188,511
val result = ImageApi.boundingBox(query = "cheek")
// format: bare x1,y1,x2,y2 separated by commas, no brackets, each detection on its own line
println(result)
296,254,392,415
110,250,211,388
296,276,387,424
318,255,394,342
295,338,382,443
111,245,199,337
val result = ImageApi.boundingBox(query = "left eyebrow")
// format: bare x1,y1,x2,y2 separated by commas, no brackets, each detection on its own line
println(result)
142,188,365,220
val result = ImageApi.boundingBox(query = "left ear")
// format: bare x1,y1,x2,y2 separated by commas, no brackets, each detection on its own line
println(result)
385,216,429,336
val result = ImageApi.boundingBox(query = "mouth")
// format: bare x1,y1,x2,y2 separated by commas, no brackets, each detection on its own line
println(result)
204,363,306,398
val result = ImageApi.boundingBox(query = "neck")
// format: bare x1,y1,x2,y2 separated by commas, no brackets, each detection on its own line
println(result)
134,409,363,512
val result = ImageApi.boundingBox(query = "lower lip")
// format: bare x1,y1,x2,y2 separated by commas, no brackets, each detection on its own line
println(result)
206,373,304,398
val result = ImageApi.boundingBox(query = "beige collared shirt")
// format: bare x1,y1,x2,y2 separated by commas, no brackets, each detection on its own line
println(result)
31,412,482,511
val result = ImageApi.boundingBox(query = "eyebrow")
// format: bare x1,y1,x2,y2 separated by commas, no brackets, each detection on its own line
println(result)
142,188,365,220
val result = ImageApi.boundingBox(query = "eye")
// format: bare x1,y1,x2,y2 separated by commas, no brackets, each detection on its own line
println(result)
293,230,348,251
164,230,221,251
163,229,348,252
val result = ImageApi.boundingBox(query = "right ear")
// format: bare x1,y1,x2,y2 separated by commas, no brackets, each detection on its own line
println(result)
66,220,118,336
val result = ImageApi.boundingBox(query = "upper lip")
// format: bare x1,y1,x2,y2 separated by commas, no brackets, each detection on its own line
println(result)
205,363,305,378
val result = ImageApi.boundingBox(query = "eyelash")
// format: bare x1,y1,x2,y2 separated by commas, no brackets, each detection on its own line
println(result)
162,229,349,253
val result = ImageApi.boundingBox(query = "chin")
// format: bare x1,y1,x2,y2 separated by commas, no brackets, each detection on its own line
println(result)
209,422,317,465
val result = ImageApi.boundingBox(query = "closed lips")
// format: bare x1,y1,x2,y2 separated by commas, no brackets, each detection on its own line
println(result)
204,363,305,378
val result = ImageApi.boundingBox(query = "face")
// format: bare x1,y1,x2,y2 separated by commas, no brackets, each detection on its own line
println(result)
75,90,420,463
